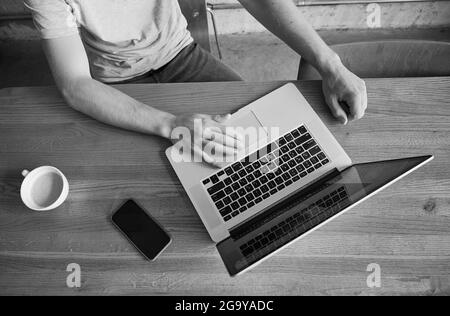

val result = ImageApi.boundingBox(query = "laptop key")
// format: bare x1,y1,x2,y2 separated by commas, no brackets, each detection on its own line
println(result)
224,187,233,195
245,193,255,201
239,206,247,213
255,197,263,204
203,178,210,185
212,190,225,202
232,162,242,171
238,169,247,178
210,175,219,184
270,189,278,195
207,181,225,194
307,167,315,173
317,152,326,160
310,156,319,165
223,196,232,205
295,133,311,145
300,171,308,178
215,200,224,209
263,193,270,199
303,139,316,150
261,184,269,193
220,206,232,216
309,146,321,156
231,211,239,217
302,152,311,160
293,175,300,182
322,158,330,165
231,202,240,210
238,197,247,206
238,188,246,196
230,192,239,200
314,163,322,170
224,215,232,222
285,179,293,186
247,201,255,208
245,184,253,192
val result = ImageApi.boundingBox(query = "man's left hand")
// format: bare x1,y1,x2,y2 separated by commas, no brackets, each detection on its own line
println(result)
321,61,368,125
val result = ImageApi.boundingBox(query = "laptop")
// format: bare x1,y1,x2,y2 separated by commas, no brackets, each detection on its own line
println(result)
165,83,433,276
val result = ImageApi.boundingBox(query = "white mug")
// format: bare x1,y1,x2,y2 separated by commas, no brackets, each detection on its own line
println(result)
20,166,69,211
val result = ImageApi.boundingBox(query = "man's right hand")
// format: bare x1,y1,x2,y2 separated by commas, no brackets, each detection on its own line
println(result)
167,113,244,167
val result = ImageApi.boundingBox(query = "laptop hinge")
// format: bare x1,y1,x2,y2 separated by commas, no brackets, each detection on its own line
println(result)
229,168,341,240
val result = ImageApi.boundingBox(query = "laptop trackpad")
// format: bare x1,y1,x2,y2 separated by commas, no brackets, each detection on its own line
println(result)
227,110,267,149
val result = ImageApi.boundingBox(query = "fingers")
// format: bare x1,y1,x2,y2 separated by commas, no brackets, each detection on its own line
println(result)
326,94,348,125
203,129,243,150
191,143,220,168
344,83,367,121
207,114,244,141
203,138,239,158
213,113,231,123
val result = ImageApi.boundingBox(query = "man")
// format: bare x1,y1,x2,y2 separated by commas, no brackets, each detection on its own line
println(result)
24,0,367,167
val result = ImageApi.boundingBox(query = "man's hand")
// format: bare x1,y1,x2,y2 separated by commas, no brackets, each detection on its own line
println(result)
321,60,368,125
237,0,368,125
168,113,244,167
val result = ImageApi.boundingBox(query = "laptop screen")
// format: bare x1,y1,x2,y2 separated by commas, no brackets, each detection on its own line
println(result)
217,156,432,276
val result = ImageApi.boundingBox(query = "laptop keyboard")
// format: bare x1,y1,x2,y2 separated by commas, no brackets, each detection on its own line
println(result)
202,125,330,222
239,186,348,258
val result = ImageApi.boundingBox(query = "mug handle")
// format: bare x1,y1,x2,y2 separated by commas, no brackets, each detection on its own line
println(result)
22,170,30,177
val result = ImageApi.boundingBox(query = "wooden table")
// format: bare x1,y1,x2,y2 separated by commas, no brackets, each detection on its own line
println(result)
0,78,449,296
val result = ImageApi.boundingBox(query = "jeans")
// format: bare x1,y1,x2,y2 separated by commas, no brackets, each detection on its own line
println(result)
115,42,243,84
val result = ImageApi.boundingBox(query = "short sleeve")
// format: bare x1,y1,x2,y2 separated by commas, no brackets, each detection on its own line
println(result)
23,0,79,39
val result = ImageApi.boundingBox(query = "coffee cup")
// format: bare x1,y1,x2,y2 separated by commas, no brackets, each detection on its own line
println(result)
20,166,69,211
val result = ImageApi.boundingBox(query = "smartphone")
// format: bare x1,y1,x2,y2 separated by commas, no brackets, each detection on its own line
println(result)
112,200,172,261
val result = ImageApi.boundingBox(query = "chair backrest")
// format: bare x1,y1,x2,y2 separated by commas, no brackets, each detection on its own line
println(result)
298,40,450,80
178,0,211,52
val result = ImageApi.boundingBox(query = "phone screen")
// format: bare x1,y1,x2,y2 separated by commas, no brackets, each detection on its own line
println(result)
112,200,171,261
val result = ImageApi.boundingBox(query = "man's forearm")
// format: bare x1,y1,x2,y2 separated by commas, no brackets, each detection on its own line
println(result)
238,0,341,75
61,78,175,139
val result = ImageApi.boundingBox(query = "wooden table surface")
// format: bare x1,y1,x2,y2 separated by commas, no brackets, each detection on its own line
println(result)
0,78,449,296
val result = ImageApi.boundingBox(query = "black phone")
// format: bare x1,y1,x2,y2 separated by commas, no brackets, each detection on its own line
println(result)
112,200,172,261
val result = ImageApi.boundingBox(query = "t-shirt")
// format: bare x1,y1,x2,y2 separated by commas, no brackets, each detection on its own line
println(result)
24,0,193,82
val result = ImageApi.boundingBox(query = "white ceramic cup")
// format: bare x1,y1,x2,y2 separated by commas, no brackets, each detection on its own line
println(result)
20,166,69,211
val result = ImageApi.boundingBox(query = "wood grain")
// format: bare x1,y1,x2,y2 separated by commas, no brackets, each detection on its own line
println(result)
0,78,449,296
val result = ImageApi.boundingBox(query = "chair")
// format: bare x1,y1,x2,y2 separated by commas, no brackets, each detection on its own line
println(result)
178,0,222,58
0,0,222,88
298,40,450,80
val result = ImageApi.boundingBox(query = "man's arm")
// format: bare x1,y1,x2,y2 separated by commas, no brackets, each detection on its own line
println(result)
238,0,367,124
43,34,175,138
43,34,242,166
